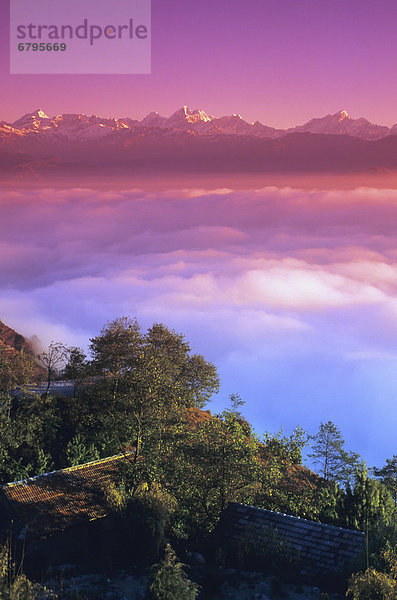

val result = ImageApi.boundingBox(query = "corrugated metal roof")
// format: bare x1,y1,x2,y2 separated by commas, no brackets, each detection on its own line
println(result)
1,452,135,539
218,503,365,578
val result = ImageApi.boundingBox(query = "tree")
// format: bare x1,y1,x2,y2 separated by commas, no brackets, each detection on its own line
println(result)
148,544,199,600
0,392,59,483
263,426,308,465
166,405,260,533
308,421,360,485
343,463,397,570
63,346,89,396
90,316,142,400
0,345,37,392
373,456,397,505
344,464,395,531
63,346,88,380
37,341,69,397
255,427,329,521
86,318,219,461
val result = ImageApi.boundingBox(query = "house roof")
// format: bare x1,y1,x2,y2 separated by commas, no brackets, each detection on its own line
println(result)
218,503,365,579
18,380,76,397
0,452,135,540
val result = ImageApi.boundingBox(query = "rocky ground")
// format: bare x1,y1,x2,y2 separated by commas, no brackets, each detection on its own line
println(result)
43,565,344,600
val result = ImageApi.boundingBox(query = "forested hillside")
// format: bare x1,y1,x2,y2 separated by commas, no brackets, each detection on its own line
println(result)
0,316,395,599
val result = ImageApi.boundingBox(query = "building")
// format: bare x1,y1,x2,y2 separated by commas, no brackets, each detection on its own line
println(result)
217,503,365,586
0,452,136,571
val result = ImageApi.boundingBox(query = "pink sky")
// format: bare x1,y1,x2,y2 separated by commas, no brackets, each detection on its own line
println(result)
2,0,397,126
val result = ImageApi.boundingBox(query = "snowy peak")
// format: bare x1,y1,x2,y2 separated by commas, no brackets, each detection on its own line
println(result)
25,108,50,120
166,106,212,128
35,109,50,119
179,106,212,121
337,109,351,122
12,109,50,130
290,110,390,140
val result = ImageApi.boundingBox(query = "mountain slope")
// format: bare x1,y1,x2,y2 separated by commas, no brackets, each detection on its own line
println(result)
0,320,39,356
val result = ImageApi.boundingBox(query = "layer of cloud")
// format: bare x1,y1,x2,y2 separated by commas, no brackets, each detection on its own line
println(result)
1,185,396,466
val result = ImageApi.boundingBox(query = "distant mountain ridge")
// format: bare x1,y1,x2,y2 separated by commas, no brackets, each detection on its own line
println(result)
2,107,397,176
1,107,395,142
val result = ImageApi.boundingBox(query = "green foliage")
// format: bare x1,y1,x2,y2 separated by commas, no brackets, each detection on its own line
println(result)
380,544,397,580
373,456,397,505
0,314,396,593
344,464,396,533
316,480,345,526
36,447,54,475
107,467,178,556
347,568,396,599
104,452,179,563
369,521,397,568
90,316,142,377
0,345,37,392
0,316,221,488
63,347,89,394
263,426,308,465
89,318,220,411
167,408,261,534
85,317,220,461
0,540,57,599
0,393,60,483
248,427,327,521
66,434,100,467
147,544,199,600
136,484,178,557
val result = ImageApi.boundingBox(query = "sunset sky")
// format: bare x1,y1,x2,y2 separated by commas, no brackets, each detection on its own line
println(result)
1,0,397,470
2,0,397,126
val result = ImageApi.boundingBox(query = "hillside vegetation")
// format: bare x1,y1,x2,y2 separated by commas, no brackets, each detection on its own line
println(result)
0,316,396,598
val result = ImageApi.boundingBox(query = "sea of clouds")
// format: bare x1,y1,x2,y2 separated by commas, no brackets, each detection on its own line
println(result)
1,185,397,466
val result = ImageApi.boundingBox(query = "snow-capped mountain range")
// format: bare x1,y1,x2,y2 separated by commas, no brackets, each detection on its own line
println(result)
2,106,397,177
1,106,396,142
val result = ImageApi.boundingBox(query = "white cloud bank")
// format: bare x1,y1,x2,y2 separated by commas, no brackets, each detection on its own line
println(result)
1,185,396,465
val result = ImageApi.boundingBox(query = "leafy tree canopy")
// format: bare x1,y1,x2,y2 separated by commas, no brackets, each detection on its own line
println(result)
373,455,397,505
0,345,37,391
